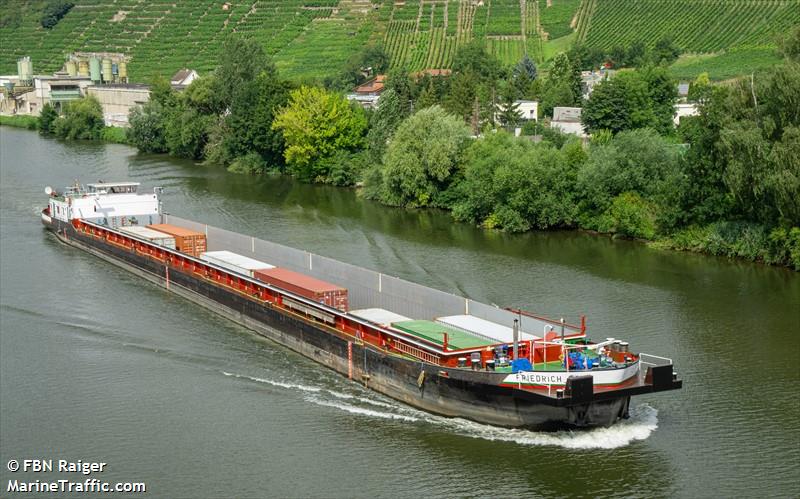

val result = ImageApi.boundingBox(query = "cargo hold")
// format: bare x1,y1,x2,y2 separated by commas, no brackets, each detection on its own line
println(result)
200,250,274,278
253,267,348,312
118,226,176,249
147,223,207,257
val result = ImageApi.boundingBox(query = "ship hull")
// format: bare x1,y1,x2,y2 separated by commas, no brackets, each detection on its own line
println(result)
43,218,642,430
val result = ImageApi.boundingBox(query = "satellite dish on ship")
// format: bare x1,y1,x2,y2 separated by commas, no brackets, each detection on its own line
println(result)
44,186,53,195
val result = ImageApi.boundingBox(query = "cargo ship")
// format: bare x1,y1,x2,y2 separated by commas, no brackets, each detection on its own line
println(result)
41,181,682,430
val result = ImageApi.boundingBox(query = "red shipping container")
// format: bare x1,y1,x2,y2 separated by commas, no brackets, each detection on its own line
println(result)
254,267,348,312
148,224,207,257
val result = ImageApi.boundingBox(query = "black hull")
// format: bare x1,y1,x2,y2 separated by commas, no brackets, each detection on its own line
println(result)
44,219,677,430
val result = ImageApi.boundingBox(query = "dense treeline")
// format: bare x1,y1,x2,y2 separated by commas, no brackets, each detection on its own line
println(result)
125,30,800,269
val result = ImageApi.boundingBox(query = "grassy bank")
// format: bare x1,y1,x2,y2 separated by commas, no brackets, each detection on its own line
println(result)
0,114,38,129
2,115,128,144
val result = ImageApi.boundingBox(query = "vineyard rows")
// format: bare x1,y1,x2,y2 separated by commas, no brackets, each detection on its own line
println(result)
1,0,792,82
577,0,800,52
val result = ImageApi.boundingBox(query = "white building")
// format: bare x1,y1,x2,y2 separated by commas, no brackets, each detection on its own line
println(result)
170,69,199,87
515,100,538,121
551,107,586,137
674,103,699,125
88,84,150,127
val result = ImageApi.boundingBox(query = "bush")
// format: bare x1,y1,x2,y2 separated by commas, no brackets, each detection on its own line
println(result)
101,127,128,144
128,101,167,153
596,192,657,239
368,106,470,207
227,153,266,174
53,97,104,140
41,1,74,29
38,104,58,135
0,115,38,130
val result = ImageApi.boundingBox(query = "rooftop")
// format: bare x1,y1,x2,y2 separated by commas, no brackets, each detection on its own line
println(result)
552,107,582,123
353,74,386,95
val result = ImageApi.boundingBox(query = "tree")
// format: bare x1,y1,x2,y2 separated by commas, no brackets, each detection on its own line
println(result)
148,76,176,107
41,1,74,29
214,36,275,109
582,69,676,135
653,35,681,65
539,81,575,121
496,83,521,130
38,103,58,135
127,101,168,153
443,72,477,121
514,54,538,81
452,41,502,82
272,86,368,181
367,89,408,162
452,132,580,231
385,67,415,114
577,128,682,224
367,106,470,207
221,70,291,167
53,96,104,140
184,75,224,115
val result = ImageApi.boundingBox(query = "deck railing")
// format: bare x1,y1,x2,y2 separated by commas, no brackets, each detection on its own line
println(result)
393,341,440,365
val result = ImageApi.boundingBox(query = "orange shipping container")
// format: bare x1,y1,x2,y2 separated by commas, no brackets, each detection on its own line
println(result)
147,223,207,257
253,267,348,312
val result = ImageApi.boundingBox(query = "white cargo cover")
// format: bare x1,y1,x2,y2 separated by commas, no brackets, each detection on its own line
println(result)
436,315,541,344
349,308,412,326
118,225,176,249
200,250,274,277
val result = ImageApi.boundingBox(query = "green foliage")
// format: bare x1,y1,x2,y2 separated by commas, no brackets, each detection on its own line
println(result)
38,103,58,135
656,222,800,270
163,104,212,159
452,132,579,231
577,128,682,224
100,126,127,144
583,67,677,135
596,192,658,240
272,86,368,181
452,41,502,82
367,106,470,207
221,71,291,168
127,101,168,153
0,114,38,129
53,96,104,140
367,89,408,163
227,153,266,175
41,0,73,29
214,37,276,109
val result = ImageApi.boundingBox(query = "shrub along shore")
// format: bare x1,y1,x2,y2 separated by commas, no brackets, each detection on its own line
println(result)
3,34,798,270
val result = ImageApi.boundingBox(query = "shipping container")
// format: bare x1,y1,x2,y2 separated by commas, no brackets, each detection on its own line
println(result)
117,226,176,249
436,315,540,344
148,223,207,257
199,250,274,278
349,308,412,326
253,267,348,312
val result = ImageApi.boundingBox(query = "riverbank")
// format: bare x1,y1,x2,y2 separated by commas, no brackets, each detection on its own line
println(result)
2,122,796,270
1,117,128,144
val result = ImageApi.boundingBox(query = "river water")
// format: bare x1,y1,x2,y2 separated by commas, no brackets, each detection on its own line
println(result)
1,127,798,498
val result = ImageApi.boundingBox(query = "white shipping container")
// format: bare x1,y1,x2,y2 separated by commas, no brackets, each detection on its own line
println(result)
199,250,274,277
349,308,412,326
436,315,541,344
118,225,176,249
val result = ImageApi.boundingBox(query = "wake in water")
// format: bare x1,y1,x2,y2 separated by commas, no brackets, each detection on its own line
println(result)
221,370,658,449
